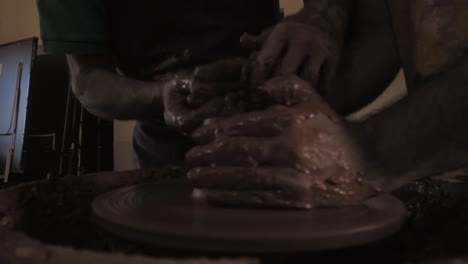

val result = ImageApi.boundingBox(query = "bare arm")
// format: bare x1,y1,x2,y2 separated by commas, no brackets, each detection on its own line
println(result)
67,55,249,135
326,0,401,115
66,54,169,120
247,0,355,94
360,53,468,191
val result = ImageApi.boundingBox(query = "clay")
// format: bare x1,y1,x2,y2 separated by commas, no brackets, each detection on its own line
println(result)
91,179,406,253
163,59,248,135
187,59,248,107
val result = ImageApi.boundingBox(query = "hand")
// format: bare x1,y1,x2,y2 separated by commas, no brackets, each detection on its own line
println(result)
186,75,378,209
242,18,341,95
163,59,248,135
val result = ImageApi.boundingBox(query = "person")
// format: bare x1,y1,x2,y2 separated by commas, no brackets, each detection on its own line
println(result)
186,0,468,208
36,0,358,169
38,0,468,209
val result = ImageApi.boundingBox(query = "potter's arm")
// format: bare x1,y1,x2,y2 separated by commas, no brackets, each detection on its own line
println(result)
290,0,401,115
248,0,355,96
325,0,401,115
359,55,468,191
66,54,166,120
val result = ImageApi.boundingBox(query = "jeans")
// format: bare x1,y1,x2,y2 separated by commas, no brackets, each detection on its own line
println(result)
133,118,193,168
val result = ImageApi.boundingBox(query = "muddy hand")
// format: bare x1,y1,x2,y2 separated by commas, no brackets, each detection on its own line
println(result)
184,59,249,107
187,76,377,209
242,20,340,95
164,60,248,135
164,82,246,136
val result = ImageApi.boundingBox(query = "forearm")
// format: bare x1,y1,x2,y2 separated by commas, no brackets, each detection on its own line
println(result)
67,55,165,120
328,31,400,115
326,0,401,115
360,54,468,190
292,0,401,115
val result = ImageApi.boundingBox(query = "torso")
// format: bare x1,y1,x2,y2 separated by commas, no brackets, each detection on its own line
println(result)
105,0,281,76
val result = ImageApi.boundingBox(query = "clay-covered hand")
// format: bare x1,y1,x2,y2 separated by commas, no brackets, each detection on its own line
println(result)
163,59,248,135
186,75,378,209
242,13,341,94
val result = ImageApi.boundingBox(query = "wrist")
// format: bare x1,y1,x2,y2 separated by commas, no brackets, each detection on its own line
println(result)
151,81,166,115
291,0,353,41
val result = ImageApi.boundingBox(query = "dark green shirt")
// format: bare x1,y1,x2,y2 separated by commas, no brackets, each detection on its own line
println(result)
37,0,108,54
37,0,281,72
37,0,281,168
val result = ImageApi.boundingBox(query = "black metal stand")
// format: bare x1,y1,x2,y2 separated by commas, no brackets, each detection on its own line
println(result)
1,38,113,184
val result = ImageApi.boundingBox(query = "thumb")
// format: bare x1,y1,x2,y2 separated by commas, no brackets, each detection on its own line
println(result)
257,75,317,106
240,27,273,51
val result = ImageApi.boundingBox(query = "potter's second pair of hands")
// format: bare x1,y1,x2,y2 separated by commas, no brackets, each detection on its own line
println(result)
185,75,377,209
163,7,342,137
162,12,377,209
164,71,377,209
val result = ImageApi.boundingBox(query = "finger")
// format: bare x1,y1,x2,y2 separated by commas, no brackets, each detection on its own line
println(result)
308,180,378,208
164,85,190,124
274,44,307,76
300,56,324,88
186,137,295,167
175,79,192,95
194,59,247,82
222,91,247,116
198,189,313,209
251,28,289,88
258,75,316,106
188,167,309,191
302,165,378,208
187,81,246,107
178,98,225,134
165,84,225,134
240,28,273,51
194,168,377,209
200,181,375,209
192,108,290,144
317,58,339,96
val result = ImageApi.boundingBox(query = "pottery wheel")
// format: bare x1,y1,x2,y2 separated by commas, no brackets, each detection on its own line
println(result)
92,179,406,253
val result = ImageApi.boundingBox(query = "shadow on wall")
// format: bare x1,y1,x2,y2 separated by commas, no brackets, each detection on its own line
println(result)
280,0,303,15
0,0,40,45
